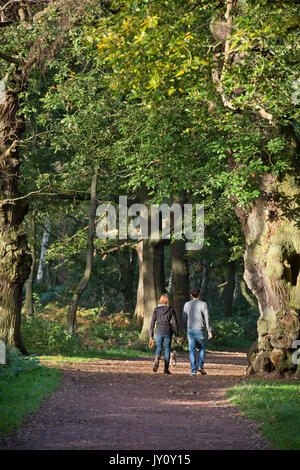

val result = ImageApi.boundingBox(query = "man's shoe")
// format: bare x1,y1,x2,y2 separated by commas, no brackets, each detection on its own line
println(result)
190,371,197,376
198,368,207,375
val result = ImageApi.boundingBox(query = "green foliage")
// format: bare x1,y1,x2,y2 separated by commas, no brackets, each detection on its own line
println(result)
88,0,300,207
212,317,244,340
228,380,300,450
0,348,41,381
21,309,150,358
88,313,141,350
209,314,258,350
33,292,43,312
22,315,83,356
2,0,298,362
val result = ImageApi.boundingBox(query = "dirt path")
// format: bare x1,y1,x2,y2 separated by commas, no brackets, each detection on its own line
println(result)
2,351,270,450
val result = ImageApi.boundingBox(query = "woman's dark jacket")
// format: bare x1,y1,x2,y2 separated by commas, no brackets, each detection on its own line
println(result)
150,305,178,338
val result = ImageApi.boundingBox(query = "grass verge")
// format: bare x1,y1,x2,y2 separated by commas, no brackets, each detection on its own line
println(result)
0,367,62,436
227,379,300,450
39,348,153,363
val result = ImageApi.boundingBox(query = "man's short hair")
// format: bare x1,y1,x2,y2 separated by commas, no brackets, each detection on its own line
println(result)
190,287,200,298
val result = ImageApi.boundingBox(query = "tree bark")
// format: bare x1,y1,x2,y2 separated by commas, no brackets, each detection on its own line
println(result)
134,240,144,324
224,261,235,317
132,186,163,335
134,237,162,336
67,172,98,335
170,193,189,330
154,239,165,295
140,237,160,338
0,78,32,352
235,174,300,375
119,245,135,312
171,239,189,331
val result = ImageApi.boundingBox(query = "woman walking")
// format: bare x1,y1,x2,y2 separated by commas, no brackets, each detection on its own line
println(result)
149,293,178,374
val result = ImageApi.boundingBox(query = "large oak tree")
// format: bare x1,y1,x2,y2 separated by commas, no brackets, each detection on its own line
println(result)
90,0,300,374
0,0,100,350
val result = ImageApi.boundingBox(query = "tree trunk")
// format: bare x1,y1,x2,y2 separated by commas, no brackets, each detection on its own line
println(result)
171,239,189,331
167,268,172,292
119,245,135,312
134,237,162,336
170,193,189,331
154,239,165,295
200,258,209,301
233,268,241,300
235,174,300,375
24,213,36,317
0,79,32,352
134,240,144,324
67,172,98,335
55,219,70,286
36,218,51,283
240,278,257,310
133,186,162,335
224,261,235,317
140,238,159,338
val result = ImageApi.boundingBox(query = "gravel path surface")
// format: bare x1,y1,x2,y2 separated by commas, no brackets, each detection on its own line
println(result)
2,351,271,450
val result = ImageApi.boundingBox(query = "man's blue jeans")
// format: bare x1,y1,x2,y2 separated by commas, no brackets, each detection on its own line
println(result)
155,334,172,361
187,329,206,374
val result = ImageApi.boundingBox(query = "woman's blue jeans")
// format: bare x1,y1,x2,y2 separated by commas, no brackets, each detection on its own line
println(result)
155,334,172,361
187,329,206,374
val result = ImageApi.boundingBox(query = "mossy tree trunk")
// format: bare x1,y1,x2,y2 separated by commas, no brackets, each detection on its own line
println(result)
0,80,32,352
235,174,300,375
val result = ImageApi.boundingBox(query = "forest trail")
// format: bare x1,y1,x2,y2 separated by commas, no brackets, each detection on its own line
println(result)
3,351,271,450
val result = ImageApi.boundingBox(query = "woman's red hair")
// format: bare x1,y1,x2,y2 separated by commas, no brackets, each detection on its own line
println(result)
159,293,170,306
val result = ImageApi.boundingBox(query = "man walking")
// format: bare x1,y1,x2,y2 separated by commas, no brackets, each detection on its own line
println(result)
182,287,212,376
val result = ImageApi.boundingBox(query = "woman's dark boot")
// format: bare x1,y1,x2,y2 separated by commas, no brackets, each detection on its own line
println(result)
164,360,171,374
153,355,160,372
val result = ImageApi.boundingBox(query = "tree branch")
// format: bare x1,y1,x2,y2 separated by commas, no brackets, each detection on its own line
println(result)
211,0,274,124
96,239,143,258
0,187,92,204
